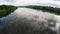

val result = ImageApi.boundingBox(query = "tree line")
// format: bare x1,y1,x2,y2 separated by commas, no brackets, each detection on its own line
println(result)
0,5,60,18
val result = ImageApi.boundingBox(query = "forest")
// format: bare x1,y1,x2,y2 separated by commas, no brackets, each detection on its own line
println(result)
0,5,60,18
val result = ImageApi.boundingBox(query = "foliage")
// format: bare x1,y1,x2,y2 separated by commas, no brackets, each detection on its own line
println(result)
0,5,60,18
26,5,60,15
0,5,17,18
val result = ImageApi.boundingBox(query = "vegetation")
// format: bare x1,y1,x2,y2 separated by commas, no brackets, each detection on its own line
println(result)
0,5,60,18
26,5,60,15
0,5,17,18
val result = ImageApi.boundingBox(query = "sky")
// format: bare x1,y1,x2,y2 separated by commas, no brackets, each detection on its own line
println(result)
0,0,60,7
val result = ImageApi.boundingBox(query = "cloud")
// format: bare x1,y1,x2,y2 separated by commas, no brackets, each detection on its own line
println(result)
12,0,52,6
11,0,60,8
0,0,60,7
0,0,10,5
